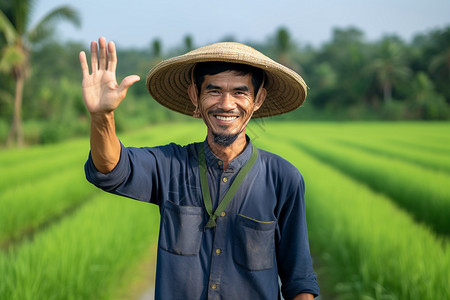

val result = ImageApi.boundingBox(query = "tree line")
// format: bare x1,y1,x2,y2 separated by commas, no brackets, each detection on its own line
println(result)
1,2,450,147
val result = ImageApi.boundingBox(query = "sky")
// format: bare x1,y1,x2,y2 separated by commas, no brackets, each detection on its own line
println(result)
32,0,450,50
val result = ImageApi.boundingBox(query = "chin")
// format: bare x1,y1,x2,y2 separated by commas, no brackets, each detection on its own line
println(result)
212,131,239,147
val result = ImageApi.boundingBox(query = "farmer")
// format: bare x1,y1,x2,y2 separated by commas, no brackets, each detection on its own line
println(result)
79,37,319,299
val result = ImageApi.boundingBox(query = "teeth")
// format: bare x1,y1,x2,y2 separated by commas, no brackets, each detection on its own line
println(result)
216,116,237,121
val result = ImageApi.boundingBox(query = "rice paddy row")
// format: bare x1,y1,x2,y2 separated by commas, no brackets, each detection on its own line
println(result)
265,122,450,235
1,121,448,299
0,193,160,300
256,128,450,299
0,123,205,247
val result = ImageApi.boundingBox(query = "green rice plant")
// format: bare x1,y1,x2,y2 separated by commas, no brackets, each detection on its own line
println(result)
328,134,450,173
0,122,204,245
384,136,450,156
332,122,450,156
0,149,87,192
0,124,181,191
0,192,160,300
351,122,450,155
0,166,97,244
0,121,203,169
0,121,231,299
255,135,450,300
119,121,206,146
271,129,450,236
0,121,448,300
0,138,88,168
266,121,450,155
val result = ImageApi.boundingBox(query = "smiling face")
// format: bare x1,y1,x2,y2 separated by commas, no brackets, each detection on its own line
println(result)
189,70,266,147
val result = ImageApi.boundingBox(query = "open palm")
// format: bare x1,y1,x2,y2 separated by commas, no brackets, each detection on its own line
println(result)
79,37,140,114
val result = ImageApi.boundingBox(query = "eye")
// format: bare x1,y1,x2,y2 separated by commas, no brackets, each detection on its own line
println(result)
208,90,220,95
234,91,248,96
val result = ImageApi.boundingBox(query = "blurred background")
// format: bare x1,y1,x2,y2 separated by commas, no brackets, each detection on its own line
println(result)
0,1,449,299
1,0,449,146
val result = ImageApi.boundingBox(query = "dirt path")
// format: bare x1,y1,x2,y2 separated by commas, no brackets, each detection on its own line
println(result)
113,244,157,300
138,286,155,300
129,246,323,300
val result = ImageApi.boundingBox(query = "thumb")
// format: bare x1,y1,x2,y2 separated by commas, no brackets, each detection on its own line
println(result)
118,75,141,97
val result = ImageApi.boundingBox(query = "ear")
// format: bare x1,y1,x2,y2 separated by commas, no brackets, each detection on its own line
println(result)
188,84,198,107
253,87,267,111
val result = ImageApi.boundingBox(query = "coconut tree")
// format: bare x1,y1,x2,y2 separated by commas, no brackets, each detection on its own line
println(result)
184,34,193,53
430,46,450,81
428,27,450,87
0,0,80,147
370,36,411,104
273,27,295,69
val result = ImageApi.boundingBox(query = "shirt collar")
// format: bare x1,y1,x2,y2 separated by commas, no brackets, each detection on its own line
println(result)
203,135,253,171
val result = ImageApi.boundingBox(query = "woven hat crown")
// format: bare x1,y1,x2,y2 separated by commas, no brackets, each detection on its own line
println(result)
146,42,307,118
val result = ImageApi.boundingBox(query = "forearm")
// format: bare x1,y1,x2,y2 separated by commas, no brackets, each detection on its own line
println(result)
80,38,140,174
292,293,314,300
90,112,121,173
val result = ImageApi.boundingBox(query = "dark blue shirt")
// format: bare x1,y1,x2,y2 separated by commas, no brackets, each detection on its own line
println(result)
85,138,319,299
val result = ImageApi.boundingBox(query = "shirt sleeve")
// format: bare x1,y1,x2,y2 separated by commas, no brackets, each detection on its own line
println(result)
84,142,162,204
276,168,320,299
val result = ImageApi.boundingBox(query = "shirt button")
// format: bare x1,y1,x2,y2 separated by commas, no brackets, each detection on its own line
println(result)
211,283,217,290
218,160,223,166
215,248,222,255
222,177,228,183
220,211,226,217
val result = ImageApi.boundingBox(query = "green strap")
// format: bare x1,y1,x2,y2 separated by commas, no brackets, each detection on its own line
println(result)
198,142,258,230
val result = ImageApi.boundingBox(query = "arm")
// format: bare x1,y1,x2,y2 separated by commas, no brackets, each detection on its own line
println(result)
79,37,140,173
292,293,314,300
276,169,319,298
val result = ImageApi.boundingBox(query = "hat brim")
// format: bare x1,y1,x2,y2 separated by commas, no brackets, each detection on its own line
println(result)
146,42,307,118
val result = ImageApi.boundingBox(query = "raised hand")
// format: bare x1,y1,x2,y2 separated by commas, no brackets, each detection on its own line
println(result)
79,37,140,114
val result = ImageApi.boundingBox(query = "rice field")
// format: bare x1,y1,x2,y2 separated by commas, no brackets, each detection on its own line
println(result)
0,121,449,299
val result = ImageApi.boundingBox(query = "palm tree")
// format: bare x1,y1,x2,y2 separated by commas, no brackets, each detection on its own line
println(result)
184,35,193,53
0,0,80,147
274,27,293,68
152,38,162,58
429,36,450,82
370,36,411,104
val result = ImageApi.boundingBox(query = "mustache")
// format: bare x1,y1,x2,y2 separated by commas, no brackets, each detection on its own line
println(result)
208,109,240,115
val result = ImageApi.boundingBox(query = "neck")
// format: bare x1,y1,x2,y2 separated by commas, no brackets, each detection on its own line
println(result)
206,131,247,170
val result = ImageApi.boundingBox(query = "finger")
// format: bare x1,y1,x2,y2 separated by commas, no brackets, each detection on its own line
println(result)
98,37,107,70
79,51,90,77
107,41,117,73
118,75,141,97
90,40,98,73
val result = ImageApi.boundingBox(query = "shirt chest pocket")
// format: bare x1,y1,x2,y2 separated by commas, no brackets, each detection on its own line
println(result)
159,200,203,256
233,214,277,271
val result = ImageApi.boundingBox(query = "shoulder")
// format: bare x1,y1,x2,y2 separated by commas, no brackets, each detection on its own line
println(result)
127,142,198,158
256,147,303,183
120,142,199,169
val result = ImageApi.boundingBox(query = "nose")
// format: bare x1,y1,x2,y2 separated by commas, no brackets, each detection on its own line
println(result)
218,92,236,111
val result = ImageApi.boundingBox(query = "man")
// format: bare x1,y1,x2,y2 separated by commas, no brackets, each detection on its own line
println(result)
80,37,319,299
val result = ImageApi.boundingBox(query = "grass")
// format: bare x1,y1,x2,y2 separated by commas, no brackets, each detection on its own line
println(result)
0,122,208,300
263,122,450,235
0,165,97,244
1,121,449,300
0,193,160,300
0,145,87,191
0,122,206,245
329,134,450,173
0,138,89,168
255,128,450,299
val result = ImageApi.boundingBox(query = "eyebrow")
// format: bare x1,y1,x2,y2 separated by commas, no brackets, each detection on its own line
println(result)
234,86,249,92
205,84,221,90
205,84,250,92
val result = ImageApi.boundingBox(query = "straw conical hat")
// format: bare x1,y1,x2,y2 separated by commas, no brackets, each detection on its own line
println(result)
146,42,307,118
